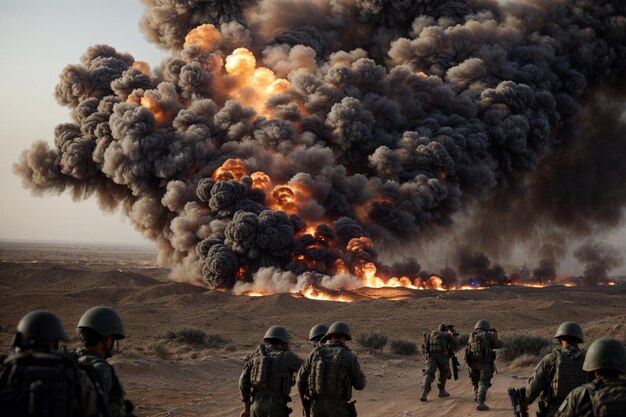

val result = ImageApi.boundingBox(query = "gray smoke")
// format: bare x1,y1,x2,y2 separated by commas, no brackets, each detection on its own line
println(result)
13,0,626,290
574,241,623,285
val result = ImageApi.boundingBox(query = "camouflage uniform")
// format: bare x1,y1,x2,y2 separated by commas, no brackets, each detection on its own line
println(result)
466,328,502,405
556,377,626,417
297,340,366,417
240,345,303,417
421,328,457,399
76,348,131,417
525,345,586,417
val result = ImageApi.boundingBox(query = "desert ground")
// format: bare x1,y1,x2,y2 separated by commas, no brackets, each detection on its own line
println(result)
0,240,624,417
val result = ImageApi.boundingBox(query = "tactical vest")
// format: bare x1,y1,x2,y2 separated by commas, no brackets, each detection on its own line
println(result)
249,345,291,397
76,351,127,417
0,351,80,417
466,330,490,362
551,348,587,403
308,344,350,400
589,379,626,417
428,331,446,353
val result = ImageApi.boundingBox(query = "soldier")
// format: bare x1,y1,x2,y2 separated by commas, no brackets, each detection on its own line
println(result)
556,337,626,417
239,325,303,417
76,306,135,417
420,323,457,402
0,310,104,417
524,321,587,417
297,321,366,417
308,324,329,344
466,319,503,411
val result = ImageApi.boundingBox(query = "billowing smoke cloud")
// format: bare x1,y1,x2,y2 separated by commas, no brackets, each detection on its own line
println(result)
574,241,623,285
13,0,626,291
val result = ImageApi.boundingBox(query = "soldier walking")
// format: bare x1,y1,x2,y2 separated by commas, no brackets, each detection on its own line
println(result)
0,310,104,417
76,306,136,417
466,319,503,411
297,321,366,417
420,323,457,402
239,325,303,417
525,321,587,417
556,337,626,417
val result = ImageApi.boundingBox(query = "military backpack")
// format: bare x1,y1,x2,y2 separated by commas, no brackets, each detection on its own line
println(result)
551,348,588,403
249,344,291,396
589,379,626,417
308,344,350,400
428,331,446,353
466,330,490,362
0,351,82,417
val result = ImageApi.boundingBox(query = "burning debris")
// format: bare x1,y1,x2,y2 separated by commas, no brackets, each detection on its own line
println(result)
13,1,626,299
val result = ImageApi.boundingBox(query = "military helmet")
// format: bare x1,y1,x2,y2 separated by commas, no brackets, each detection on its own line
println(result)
554,321,583,343
474,319,490,330
308,324,329,341
263,325,290,344
582,338,626,373
438,323,447,331
77,306,125,340
326,321,352,340
13,310,66,348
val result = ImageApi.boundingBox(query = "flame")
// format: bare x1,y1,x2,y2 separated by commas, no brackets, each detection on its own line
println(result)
300,286,354,303
184,24,222,51
132,61,151,76
140,96,166,124
223,48,291,116
212,158,248,181
272,185,296,211
251,171,271,192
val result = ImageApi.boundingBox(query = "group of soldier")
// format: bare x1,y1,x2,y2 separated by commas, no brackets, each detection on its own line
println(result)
2,310,625,417
241,319,626,417
418,319,626,417
239,321,365,417
0,308,134,417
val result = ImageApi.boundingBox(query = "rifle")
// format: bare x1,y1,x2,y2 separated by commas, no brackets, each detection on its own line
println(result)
507,387,529,417
450,354,460,380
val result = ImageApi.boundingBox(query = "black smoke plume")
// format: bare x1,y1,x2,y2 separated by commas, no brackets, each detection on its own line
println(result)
13,0,626,291
574,241,623,285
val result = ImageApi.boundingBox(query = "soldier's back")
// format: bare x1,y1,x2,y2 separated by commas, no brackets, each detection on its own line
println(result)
0,350,101,417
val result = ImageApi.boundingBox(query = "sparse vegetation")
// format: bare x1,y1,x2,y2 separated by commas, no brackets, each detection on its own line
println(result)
161,326,207,344
500,333,553,362
356,331,388,353
145,340,169,358
205,333,231,349
390,338,418,355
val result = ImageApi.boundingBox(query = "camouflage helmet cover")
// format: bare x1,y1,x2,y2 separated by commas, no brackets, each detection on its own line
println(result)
582,337,626,373
308,324,329,341
554,321,584,343
326,321,352,340
263,325,290,344
77,306,125,339
438,323,447,331
13,310,66,348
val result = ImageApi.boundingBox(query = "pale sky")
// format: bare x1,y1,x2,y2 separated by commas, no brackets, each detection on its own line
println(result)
1,1,625,274
0,1,166,245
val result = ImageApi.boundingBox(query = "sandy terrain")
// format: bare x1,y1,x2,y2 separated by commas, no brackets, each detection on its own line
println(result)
0,241,624,417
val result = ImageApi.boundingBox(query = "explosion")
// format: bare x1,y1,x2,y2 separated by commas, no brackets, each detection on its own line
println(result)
14,0,626,301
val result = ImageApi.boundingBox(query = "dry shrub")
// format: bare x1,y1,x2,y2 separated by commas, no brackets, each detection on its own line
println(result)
162,326,207,344
390,339,418,355
145,340,169,358
356,331,388,353
500,333,552,362
205,333,231,349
